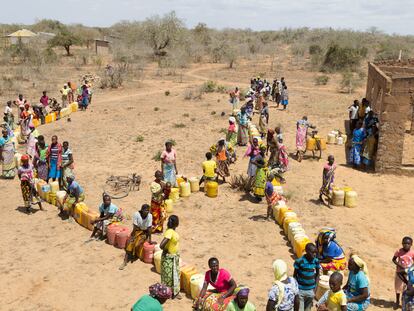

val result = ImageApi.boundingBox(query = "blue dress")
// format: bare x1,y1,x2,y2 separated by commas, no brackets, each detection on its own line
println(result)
348,128,366,166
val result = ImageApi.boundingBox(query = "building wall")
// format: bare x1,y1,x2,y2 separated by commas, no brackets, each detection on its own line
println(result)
95,41,110,55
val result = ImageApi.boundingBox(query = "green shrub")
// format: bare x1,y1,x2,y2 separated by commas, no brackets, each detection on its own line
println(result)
154,107,159,111
152,150,162,161
165,90,170,96
309,44,323,55
173,123,186,128
135,135,144,142
321,44,366,72
216,85,227,93
182,113,189,117
200,80,217,93
315,75,330,85
339,71,362,94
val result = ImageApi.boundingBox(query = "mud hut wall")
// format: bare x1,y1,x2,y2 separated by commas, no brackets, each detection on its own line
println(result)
366,63,392,117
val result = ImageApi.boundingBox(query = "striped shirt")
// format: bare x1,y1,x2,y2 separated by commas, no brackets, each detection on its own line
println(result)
294,256,320,290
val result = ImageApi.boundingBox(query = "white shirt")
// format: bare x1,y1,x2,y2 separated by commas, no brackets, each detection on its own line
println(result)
133,211,152,230
365,106,371,114
4,106,12,115
349,106,359,119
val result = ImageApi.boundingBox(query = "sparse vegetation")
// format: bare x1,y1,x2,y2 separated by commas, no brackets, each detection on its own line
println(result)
165,90,170,96
135,135,144,142
152,150,162,161
229,174,253,192
173,123,186,128
182,113,189,117
315,75,330,85
154,107,159,111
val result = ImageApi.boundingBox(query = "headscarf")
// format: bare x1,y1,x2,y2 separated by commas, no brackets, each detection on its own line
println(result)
229,116,236,124
21,154,30,162
273,259,288,282
235,287,250,298
316,228,336,255
272,259,287,308
351,254,370,284
149,283,172,300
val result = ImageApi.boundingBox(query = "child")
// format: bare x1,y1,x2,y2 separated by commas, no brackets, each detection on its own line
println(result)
227,117,237,147
199,152,217,186
264,174,282,220
317,272,347,311
393,236,414,307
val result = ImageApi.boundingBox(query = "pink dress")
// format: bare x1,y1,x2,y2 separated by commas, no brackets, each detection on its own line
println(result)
204,268,232,293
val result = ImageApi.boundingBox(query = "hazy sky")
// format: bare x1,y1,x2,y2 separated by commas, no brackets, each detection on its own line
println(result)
1,0,412,35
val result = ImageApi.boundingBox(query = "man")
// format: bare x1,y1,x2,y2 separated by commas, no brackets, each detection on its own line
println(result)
89,194,119,240
294,243,320,311
348,100,359,134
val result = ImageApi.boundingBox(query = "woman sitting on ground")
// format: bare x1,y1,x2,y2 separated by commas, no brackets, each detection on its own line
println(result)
226,287,256,311
62,175,85,217
120,204,154,270
194,257,238,311
89,194,119,240
266,259,299,311
344,255,370,311
160,215,181,299
316,229,347,272
131,282,172,311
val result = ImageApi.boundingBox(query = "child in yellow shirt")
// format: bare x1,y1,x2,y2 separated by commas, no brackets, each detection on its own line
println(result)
317,272,347,311
199,152,217,186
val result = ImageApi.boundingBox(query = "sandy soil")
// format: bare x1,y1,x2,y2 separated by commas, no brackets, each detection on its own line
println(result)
1,55,413,311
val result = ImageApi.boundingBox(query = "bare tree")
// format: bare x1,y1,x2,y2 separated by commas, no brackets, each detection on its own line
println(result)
142,11,184,57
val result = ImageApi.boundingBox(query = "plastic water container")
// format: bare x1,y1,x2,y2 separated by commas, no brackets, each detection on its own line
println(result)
336,134,347,144
176,176,185,187
143,242,155,264
345,191,357,208
280,211,297,227
274,186,284,195
205,181,218,198
337,136,344,145
154,250,163,273
283,217,299,235
48,192,57,206
41,184,51,202
169,188,180,202
294,236,311,258
83,210,99,231
332,189,345,206
107,224,123,245
315,275,330,300
277,206,292,225
190,274,205,299
306,137,316,150
36,179,47,198
115,229,131,249
189,177,200,192
70,102,78,113
180,265,198,295
288,224,305,242
327,133,336,144
73,202,88,225
164,199,173,213
49,181,59,193
180,181,191,197
56,191,66,207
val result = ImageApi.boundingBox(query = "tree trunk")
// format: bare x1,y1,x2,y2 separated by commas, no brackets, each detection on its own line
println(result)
64,45,71,56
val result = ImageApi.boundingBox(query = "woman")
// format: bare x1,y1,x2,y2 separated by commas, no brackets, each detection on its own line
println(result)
26,125,38,159
194,257,238,311
296,117,313,162
281,85,289,110
60,141,74,189
226,287,256,311
277,139,289,172
252,146,267,201
4,101,15,129
131,282,172,311
259,102,269,138
120,204,153,270
17,154,43,213
244,138,260,181
160,215,180,298
237,107,249,146
89,194,119,240
0,128,16,179
266,259,299,311
161,141,178,187
362,126,377,169
315,229,347,272
62,175,85,216
18,104,32,144
267,129,279,167
151,171,168,233
46,135,62,182
348,121,366,168
80,84,89,110
33,135,48,181
227,117,237,147
216,139,230,183
319,155,336,206
344,255,370,311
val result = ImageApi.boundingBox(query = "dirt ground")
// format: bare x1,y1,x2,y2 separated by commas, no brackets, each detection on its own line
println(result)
1,54,413,311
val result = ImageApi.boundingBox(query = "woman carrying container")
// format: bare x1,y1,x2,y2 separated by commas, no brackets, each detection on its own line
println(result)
266,259,299,311
17,154,43,213
344,255,370,311
194,257,238,311
46,135,62,183
120,204,154,270
315,229,347,272
161,141,178,187
150,170,168,233
0,128,16,179
160,215,180,299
